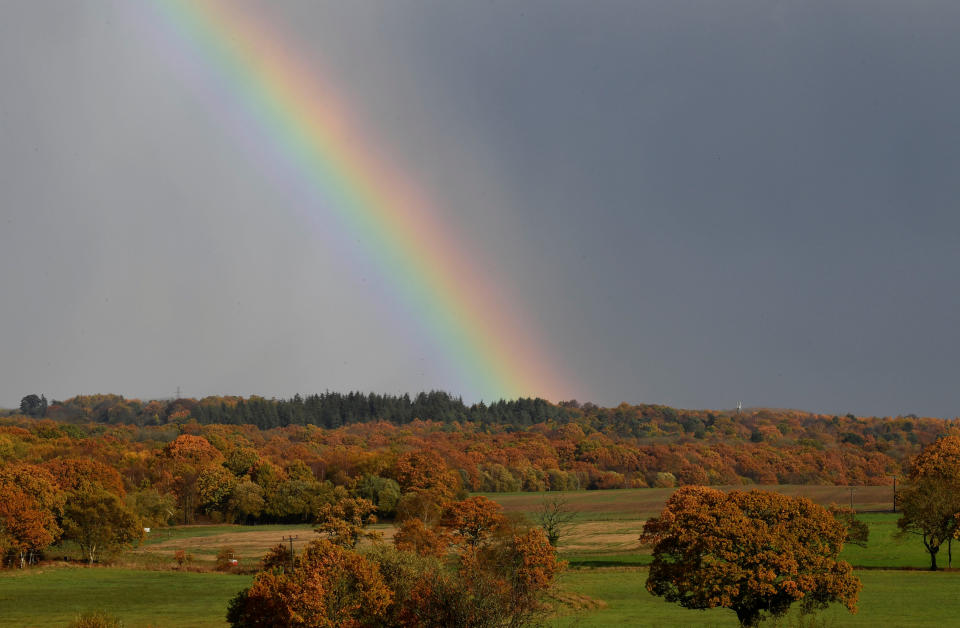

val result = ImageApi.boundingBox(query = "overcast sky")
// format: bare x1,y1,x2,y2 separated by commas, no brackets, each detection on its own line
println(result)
2,1,959,417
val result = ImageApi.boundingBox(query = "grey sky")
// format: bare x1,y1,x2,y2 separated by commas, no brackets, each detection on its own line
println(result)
1,1,959,417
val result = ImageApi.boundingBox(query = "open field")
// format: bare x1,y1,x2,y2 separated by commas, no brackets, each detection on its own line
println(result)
134,523,317,568
52,522,404,571
0,567,251,627
838,513,939,569
0,485,947,627
550,513,941,570
486,486,901,569
3,564,957,627
129,523,397,569
486,485,895,521
555,568,960,627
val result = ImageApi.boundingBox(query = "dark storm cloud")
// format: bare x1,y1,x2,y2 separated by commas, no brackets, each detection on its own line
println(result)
1,1,958,416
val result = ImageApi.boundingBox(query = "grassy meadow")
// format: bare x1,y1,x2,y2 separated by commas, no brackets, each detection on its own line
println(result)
0,485,951,627
0,568,251,627
553,569,960,628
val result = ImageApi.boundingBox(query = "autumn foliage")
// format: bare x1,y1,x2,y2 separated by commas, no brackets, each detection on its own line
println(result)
314,496,380,548
897,434,960,569
642,486,861,627
0,391,951,571
907,434,960,481
61,484,143,565
387,497,563,627
227,539,393,628
0,464,63,567
440,496,505,547
14,392,947,493
228,495,562,628
0,487,59,567
393,518,450,558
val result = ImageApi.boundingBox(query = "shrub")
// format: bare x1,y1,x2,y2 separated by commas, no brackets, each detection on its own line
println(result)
260,543,293,572
173,549,193,568
66,611,123,628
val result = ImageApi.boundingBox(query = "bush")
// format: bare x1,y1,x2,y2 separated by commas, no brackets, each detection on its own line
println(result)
66,611,123,628
173,549,193,568
652,471,676,488
260,543,293,572
227,540,392,627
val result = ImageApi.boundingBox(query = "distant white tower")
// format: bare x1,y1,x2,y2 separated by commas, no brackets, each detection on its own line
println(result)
737,401,742,414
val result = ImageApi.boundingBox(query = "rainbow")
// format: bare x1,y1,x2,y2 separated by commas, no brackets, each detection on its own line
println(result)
148,0,572,401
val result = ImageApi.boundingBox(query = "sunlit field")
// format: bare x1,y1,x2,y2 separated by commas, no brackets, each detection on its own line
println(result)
0,486,952,627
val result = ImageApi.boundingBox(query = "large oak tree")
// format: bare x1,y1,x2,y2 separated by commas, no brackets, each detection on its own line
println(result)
641,486,861,627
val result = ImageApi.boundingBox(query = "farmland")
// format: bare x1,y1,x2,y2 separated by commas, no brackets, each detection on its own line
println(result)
0,486,953,627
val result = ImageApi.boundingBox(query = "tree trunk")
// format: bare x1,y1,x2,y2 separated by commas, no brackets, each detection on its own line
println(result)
735,606,761,627
929,546,939,571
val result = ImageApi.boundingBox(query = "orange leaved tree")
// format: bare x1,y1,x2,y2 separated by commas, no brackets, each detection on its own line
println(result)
227,495,563,628
227,539,392,628
0,488,59,568
439,496,506,547
0,463,64,567
389,497,562,627
641,486,861,627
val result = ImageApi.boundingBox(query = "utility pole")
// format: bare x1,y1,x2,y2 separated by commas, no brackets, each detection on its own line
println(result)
282,535,298,570
849,486,855,512
889,475,898,513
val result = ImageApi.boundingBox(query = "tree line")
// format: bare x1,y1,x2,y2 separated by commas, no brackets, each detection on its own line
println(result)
14,392,948,456
29,392,566,430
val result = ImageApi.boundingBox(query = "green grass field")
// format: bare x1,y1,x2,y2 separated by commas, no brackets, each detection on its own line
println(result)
0,568,251,627
2,564,954,628
838,513,939,569
0,486,951,627
554,569,960,627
